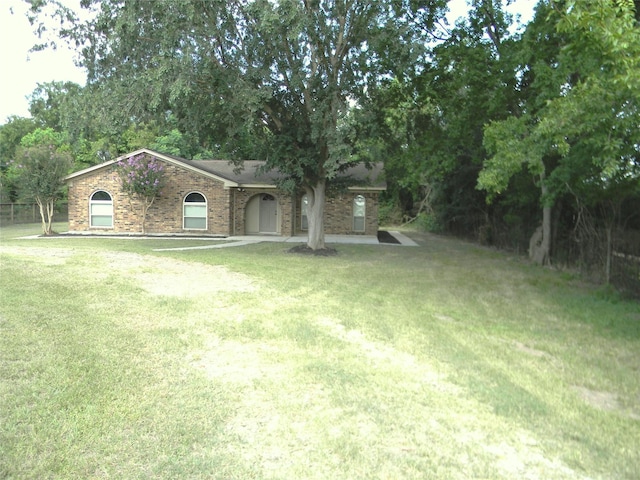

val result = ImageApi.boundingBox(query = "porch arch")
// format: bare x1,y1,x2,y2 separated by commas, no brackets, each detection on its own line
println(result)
245,193,279,234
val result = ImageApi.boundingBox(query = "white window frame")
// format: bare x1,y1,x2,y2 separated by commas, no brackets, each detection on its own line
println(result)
353,194,366,232
183,192,207,230
90,190,113,228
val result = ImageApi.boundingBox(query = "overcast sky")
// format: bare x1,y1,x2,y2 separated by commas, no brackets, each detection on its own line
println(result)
0,0,535,125
0,0,87,123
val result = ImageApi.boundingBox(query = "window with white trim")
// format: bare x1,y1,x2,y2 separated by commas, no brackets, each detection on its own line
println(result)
183,192,207,230
301,194,309,230
90,190,113,227
353,194,366,232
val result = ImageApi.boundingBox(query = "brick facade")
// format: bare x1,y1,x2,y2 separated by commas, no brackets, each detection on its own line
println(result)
231,188,296,236
68,163,232,235
291,191,379,236
67,154,381,236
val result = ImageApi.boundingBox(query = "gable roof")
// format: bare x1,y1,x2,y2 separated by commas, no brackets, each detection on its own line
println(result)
65,148,386,190
188,159,283,187
65,148,239,187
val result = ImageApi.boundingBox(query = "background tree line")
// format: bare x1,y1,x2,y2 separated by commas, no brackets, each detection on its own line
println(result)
1,0,638,293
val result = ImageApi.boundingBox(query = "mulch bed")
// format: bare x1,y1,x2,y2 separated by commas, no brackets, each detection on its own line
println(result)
287,231,400,254
287,245,339,256
377,230,401,244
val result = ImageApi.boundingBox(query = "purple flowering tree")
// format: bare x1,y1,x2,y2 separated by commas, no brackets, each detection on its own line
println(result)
115,153,165,233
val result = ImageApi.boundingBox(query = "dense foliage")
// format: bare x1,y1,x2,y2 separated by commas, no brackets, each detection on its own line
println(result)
0,0,638,291
8,128,73,234
116,153,165,202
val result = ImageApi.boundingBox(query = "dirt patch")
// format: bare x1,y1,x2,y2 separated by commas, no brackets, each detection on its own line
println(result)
100,252,256,297
434,313,457,323
572,386,640,420
572,386,620,412
0,246,75,265
315,316,458,394
287,245,338,256
513,341,548,358
188,339,291,384
1,245,256,297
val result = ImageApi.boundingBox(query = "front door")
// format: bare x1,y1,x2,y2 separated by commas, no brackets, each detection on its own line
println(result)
259,194,277,233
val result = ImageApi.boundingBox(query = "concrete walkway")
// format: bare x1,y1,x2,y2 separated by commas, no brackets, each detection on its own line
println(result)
22,230,418,250
153,231,418,251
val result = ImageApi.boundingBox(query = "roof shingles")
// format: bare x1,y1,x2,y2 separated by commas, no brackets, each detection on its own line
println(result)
66,148,385,190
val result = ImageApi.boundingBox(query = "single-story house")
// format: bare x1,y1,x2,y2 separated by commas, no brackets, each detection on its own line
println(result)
65,148,385,237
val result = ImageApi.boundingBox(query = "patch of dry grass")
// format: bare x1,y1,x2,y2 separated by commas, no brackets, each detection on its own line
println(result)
1,224,639,479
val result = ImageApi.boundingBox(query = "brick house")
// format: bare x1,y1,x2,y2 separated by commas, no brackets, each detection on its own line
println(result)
65,148,385,237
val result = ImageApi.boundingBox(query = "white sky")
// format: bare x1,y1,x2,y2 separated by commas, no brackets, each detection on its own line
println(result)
0,0,87,123
0,0,535,125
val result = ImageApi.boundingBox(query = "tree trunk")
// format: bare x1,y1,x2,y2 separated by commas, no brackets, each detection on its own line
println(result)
35,197,54,235
306,179,326,250
529,179,552,266
36,198,47,235
141,202,147,235
139,196,156,234
605,222,613,285
46,200,54,235
540,203,552,265
602,200,620,285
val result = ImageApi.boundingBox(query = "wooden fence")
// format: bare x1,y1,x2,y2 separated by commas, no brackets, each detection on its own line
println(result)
611,232,640,299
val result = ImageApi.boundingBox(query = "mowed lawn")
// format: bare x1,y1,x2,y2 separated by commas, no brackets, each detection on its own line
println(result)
1,223,639,479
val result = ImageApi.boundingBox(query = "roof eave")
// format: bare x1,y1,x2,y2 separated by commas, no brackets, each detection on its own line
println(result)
64,159,117,181
238,183,279,189
347,185,387,192
64,148,239,187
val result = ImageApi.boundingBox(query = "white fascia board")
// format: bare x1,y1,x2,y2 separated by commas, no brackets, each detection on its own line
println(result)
238,183,278,189
64,160,117,181
134,149,239,187
347,186,386,192
65,148,239,187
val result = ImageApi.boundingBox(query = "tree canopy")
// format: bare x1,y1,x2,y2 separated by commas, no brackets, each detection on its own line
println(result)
10,128,73,234
29,0,448,249
478,0,640,267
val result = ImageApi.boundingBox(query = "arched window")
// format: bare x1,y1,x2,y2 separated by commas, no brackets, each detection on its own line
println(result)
183,192,207,230
301,194,309,231
90,190,113,227
353,194,366,232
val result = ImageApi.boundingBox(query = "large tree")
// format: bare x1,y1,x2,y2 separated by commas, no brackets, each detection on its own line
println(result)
0,116,38,201
27,81,83,131
478,0,640,266
357,0,521,236
30,0,447,249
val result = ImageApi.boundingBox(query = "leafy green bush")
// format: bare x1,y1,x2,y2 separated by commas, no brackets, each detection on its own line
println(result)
416,212,443,233
378,200,403,226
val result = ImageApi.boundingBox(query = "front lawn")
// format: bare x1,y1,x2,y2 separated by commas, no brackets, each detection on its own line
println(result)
1,223,638,479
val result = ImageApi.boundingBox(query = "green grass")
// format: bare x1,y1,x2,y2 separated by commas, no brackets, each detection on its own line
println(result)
1,223,639,479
